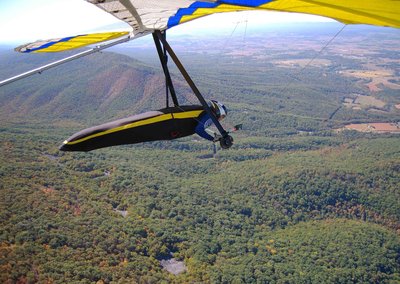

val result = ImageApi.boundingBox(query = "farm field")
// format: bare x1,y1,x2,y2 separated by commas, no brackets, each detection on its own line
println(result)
344,122,400,133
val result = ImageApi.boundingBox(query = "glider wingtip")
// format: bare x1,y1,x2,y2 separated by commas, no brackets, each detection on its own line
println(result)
15,45,29,53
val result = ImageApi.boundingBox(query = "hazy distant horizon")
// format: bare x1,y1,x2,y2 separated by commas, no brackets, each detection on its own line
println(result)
2,20,391,48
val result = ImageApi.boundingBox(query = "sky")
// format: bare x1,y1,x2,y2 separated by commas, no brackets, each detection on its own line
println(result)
0,0,334,45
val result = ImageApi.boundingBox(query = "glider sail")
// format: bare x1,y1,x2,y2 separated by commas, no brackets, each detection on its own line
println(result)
14,0,399,54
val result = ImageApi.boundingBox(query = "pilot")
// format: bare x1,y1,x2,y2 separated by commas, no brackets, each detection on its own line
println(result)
195,100,228,142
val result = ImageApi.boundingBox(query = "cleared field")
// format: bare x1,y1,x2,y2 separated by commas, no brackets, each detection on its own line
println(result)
343,94,386,110
345,123,400,133
340,68,400,92
355,95,386,108
273,59,331,68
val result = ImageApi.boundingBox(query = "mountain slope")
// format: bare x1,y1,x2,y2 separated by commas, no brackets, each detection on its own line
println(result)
0,51,192,124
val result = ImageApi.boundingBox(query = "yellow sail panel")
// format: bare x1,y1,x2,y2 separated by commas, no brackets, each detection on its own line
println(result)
167,0,400,30
15,32,129,53
259,0,400,28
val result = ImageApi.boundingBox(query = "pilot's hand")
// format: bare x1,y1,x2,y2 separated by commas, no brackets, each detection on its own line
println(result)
213,133,222,143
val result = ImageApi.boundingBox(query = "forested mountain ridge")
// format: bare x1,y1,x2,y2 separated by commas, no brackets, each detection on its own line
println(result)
0,51,193,123
1,24,399,283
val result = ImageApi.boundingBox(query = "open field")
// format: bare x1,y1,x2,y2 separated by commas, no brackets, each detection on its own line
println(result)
342,94,387,111
340,67,400,92
273,59,331,68
344,122,400,133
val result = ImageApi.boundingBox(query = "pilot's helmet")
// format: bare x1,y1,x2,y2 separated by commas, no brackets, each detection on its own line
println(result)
209,100,227,120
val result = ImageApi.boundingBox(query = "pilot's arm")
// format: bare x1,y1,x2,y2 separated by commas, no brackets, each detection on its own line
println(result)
195,113,214,141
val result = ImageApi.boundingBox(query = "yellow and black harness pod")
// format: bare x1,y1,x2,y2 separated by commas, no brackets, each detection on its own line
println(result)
60,105,205,152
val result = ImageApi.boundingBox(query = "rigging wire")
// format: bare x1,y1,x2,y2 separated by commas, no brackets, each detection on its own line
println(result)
276,24,347,120
243,19,248,45
214,18,249,68
163,31,169,108
178,18,250,129
292,24,347,80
